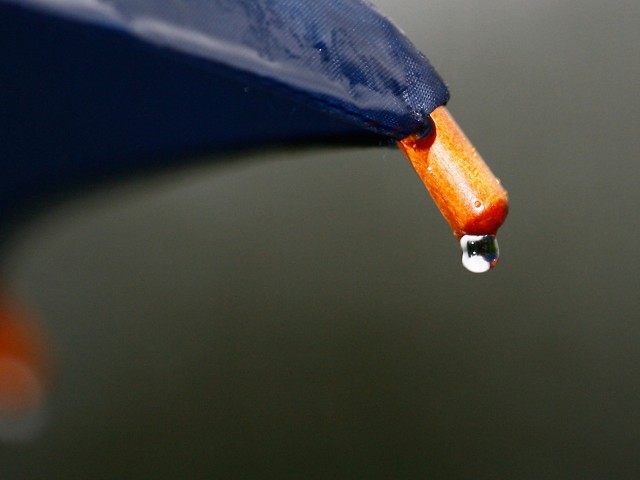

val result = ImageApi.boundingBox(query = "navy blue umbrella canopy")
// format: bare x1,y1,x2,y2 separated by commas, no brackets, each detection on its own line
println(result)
0,0,449,229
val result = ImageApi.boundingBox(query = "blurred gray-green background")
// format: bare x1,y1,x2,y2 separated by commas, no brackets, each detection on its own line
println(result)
2,0,640,478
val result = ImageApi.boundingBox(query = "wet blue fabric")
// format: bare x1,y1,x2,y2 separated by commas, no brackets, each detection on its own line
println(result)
0,0,449,230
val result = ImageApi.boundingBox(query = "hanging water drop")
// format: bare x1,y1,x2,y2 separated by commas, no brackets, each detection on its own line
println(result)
460,234,499,273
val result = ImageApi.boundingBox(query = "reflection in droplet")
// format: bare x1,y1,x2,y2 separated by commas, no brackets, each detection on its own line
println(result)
460,234,499,273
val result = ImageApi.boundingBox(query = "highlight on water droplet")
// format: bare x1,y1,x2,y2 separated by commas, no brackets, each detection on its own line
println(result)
460,234,500,273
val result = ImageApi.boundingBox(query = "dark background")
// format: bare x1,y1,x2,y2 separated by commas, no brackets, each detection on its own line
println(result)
2,0,639,478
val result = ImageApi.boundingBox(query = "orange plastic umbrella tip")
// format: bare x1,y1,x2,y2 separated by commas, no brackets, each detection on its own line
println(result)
397,106,509,273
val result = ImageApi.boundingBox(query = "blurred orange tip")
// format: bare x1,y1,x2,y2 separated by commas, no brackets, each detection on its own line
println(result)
397,106,509,272
0,293,52,442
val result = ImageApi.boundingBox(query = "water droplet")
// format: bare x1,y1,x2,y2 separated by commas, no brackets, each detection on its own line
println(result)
474,200,482,208
460,234,499,273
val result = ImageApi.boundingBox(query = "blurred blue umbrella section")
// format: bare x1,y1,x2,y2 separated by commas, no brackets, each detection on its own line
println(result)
0,0,449,229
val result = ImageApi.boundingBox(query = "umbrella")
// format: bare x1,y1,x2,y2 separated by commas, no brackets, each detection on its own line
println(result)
1,0,450,230
0,0,506,434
